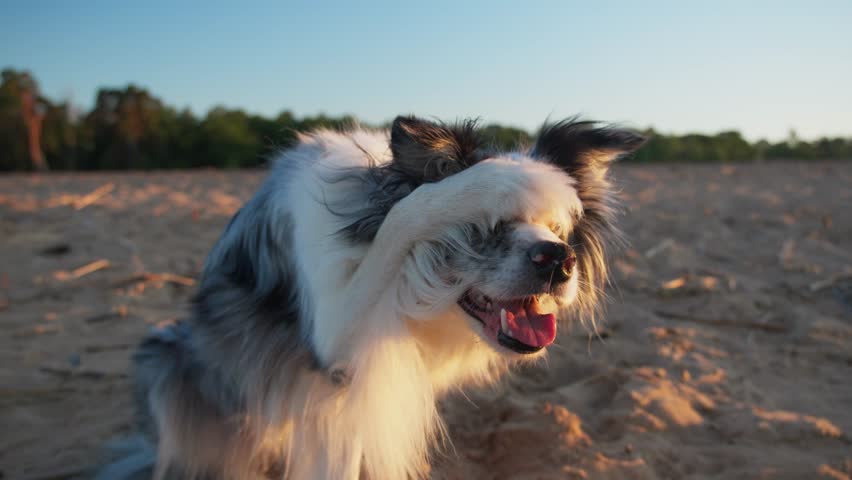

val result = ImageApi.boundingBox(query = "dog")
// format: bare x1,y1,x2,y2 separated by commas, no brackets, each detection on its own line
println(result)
97,115,644,479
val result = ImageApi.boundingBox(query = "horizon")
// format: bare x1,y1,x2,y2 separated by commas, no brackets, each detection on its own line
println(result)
2,1,851,142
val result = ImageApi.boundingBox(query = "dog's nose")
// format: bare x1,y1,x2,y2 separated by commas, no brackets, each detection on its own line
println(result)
528,241,576,283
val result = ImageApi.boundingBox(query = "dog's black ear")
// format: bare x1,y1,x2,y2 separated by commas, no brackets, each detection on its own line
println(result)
532,119,645,326
531,118,645,218
390,115,483,183
531,118,646,178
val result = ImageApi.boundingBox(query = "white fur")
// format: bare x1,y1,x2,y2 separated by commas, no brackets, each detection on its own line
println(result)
90,113,643,480
251,129,583,479
109,126,596,480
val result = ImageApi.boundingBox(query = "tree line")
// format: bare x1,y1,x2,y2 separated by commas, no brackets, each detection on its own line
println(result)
2,68,850,171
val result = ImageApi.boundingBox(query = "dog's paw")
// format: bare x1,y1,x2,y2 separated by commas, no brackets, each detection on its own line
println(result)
389,156,577,233
450,158,571,218
467,159,534,195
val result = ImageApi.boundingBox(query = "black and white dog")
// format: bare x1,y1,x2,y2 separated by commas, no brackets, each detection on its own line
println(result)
99,116,644,479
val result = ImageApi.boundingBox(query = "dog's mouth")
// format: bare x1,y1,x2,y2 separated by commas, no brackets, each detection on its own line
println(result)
458,289,557,354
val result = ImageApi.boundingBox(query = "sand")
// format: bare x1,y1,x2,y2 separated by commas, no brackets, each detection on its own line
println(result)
1,162,850,480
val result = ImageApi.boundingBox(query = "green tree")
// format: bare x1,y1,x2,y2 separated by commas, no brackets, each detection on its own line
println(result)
0,69,32,170
83,85,187,169
195,107,261,168
2,69,851,171
481,124,532,151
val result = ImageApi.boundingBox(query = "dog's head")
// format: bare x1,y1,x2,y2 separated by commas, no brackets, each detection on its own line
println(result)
344,116,644,357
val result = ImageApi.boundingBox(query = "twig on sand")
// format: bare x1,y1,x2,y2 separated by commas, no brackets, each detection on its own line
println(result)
110,271,196,288
661,276,687,290
657,274,722,294
44,183,116,209
39,365,128,380
809,270,852,292
53,259,111,281
644,238,674,259
654,309,788,333
73,182,114,209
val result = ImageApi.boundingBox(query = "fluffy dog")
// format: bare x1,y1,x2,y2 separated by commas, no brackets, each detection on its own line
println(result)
98,115,644,479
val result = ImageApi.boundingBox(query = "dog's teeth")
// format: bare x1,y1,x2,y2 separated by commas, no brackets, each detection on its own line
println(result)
500,308,512,337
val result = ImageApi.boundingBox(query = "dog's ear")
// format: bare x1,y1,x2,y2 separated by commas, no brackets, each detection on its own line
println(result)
531,119,646,183
390,115,483,183
531,120,645,325
530,118,645,218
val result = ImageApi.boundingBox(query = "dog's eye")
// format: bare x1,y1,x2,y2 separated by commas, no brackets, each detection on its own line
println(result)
550,222,563,235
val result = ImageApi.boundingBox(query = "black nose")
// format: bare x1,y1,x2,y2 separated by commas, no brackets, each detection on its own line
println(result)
528,241,576,283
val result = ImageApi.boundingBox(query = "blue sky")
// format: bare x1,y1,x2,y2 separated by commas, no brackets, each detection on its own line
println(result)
2,0,851,140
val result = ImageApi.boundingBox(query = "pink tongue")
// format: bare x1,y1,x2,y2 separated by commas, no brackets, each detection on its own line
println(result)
502,301,557,347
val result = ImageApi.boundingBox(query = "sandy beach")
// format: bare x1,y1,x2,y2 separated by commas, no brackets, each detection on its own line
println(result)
1,162,850,480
